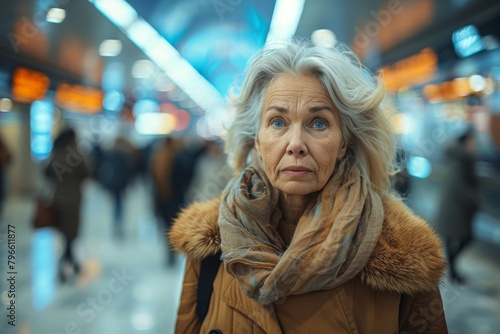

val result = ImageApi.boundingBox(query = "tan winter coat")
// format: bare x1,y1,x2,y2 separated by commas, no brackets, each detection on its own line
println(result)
169,198,448,334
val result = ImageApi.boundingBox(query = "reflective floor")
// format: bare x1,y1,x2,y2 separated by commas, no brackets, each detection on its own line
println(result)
0,178,499,334
1,180,185,334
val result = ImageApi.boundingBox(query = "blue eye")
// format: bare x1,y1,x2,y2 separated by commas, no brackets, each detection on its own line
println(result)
312,119,327,130
271,118,285,128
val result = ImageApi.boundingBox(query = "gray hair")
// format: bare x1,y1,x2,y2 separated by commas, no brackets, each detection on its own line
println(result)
225,39,397,193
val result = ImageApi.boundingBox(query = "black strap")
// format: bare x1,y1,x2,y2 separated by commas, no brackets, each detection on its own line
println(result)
196,250,222,323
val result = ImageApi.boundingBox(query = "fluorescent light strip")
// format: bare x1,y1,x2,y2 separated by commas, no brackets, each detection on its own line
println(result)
91,0,138,28
266,0,306,43
89,0,224,113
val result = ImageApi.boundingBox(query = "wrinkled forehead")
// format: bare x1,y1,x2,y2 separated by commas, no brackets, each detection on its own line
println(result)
262,73,334,107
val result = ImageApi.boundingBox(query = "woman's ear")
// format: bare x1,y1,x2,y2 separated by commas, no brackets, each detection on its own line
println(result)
255,137,261,156
338,140,347,159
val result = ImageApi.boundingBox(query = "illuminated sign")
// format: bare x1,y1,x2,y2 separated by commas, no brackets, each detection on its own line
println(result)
12,67,50,103
55,82,103,114
422,75,492,103
452,25,484,58
381,48,437,91
30,100,54,161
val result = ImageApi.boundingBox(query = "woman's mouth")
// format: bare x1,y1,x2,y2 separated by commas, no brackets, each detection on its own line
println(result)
281,166,312,176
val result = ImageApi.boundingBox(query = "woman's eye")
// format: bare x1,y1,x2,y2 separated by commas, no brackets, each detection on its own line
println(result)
312,119,328,130
271,118,285,128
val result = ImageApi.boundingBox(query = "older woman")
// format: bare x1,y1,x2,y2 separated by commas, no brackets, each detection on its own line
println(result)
169,40,447,333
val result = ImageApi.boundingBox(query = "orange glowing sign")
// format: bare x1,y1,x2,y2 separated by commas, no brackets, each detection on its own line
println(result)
381,48,438,91
12,67,50,103
55,82,103,114
422,77,492,103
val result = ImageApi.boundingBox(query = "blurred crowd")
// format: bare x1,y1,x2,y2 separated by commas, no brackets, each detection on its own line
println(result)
0,115,489,285
12,129,231,282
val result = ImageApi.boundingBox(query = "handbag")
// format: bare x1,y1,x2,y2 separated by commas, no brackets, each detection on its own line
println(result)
32,198,57,229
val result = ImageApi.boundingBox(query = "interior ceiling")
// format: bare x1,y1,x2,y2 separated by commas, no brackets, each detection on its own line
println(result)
0,0,496,114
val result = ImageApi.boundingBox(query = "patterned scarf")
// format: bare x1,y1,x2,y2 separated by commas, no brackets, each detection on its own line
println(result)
218,152,384,305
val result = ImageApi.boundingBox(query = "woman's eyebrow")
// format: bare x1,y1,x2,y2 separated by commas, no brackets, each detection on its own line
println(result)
265,105,333,113
309,105,333,113
265,105,288,113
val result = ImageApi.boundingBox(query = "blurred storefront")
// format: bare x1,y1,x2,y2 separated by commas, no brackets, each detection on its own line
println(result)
355,0,500,242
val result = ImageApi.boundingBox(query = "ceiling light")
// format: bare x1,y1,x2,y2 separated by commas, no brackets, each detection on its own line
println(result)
469,75,486,92
266,0,306,43
46,8,66,24
99,39,122,57
311,29,337,48
135,112,176,135
131,60,155,78
91,0,138,28
90,0,225,115
0,98,13,112
452,25,484,58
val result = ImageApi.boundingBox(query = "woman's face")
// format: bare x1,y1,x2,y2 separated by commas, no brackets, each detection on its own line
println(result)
255,73,346,197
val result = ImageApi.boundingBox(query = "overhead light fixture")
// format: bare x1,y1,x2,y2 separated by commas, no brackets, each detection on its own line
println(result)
46,8,66,24
99,39,122,57
266,0,306,43
90,0,225,116
452,25,484,58
311,29,337,48
131,60,155,78
135,112,176,135
91,0,138,28
469,74,486,92
0,98,13,112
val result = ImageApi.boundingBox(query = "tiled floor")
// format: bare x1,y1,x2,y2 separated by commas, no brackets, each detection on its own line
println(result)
0,177,499,334
0,180,185,334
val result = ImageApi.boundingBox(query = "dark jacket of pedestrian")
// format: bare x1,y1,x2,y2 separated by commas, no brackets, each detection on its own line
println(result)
46,130,89,240
435,134,481,240
0,135,12,214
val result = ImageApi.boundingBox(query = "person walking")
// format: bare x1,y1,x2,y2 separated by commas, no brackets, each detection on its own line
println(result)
150,137,205,266
45,129,89,282
97,142,134,239
435,127,481,284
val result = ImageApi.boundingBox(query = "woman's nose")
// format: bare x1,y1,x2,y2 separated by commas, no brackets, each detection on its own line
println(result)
286,127,308,156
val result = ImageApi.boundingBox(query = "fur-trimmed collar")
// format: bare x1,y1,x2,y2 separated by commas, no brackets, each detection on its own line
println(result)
169,196,445,295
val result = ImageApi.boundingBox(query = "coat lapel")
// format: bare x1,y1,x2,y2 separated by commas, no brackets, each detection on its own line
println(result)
222,277,283,334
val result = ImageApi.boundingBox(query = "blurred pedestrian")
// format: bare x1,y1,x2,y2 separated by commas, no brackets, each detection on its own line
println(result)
96,140,134,239
45,129,89,282
150,137,181,265
150,137,204,265
435,127,481,284
185,140,231,203
114,136,141,182
0,134,12,217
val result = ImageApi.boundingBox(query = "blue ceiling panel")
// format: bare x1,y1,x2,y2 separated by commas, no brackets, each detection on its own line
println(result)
126,0,276,95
